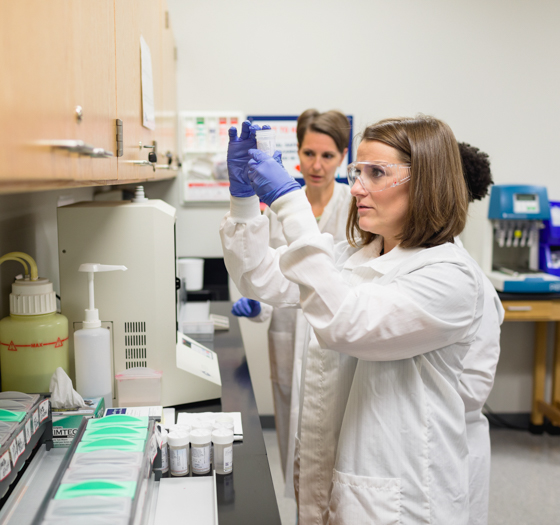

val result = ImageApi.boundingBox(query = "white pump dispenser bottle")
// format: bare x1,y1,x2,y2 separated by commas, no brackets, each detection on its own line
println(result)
74,263,127,408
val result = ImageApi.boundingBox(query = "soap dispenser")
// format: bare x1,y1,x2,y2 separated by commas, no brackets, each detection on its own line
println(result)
74,263,126,408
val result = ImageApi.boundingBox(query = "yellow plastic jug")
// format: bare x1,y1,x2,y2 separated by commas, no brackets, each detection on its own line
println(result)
0,252,69,392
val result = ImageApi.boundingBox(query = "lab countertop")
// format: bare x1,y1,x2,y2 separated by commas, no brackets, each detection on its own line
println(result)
171,301,282,524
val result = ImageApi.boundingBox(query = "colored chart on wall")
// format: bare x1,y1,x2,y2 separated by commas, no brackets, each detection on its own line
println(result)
247,115,353,182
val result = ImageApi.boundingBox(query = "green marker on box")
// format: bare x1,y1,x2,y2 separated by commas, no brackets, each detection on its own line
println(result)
55,480,137,500
81,425,148,442
76,437,146,454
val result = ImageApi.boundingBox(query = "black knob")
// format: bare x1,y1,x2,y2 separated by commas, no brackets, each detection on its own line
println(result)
148,151,157,163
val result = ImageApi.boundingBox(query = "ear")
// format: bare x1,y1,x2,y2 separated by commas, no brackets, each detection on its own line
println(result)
338,148,348,166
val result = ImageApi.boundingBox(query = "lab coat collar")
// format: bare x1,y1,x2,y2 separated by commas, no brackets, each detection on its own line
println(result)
303,181,347,232
343,238,424,276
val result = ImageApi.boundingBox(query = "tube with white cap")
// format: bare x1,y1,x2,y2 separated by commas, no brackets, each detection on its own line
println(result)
74,263,127,408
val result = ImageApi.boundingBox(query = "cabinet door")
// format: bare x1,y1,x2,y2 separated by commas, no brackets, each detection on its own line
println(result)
0,1,117,187
154,0,178,180
71,1,118,182
115,0,161,181
0,2,74,185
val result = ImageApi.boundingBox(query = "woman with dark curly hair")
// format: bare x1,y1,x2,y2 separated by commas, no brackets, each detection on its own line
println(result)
459,142,493,201
457,142,503,525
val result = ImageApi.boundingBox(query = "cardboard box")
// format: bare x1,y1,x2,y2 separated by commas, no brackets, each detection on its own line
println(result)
51,397,105,447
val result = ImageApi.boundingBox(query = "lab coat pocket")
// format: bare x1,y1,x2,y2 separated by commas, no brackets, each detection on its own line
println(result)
327,469,401,525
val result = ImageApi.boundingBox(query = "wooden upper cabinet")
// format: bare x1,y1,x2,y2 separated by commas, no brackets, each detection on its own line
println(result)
154,0,178,179
0,1,117,187
0,0,177,191
115,0,161,181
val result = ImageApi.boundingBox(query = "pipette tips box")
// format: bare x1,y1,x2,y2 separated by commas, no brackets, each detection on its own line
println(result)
51,397,105,447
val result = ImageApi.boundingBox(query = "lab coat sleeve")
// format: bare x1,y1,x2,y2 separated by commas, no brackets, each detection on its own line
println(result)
271,191,482,361
459,282,505,412
220,195,301,308
249,302,274,323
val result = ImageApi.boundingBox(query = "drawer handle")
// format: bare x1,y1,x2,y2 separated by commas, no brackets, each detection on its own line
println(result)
507,306,532,312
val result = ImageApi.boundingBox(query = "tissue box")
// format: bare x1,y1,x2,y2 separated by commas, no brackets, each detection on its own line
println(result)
52,397,105,448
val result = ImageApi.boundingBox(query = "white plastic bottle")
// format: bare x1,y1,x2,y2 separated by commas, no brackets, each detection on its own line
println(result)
74,263,127,409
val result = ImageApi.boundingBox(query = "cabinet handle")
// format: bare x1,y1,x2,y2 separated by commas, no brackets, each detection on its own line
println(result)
126,160,155,172
155,164,178,171
36,140,113,158
36,139,94,155
506,305,532,312
90,148,114,158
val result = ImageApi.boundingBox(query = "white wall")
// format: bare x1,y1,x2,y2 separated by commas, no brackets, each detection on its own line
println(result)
165,0,560,414
0,187,94,320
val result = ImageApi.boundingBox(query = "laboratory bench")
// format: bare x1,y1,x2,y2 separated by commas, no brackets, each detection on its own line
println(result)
499,292,560,433
171,301,281,524
0,302,282,525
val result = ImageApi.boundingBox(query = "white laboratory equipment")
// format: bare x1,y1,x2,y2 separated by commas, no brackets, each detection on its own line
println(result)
483,184,560,293
58,192,221,407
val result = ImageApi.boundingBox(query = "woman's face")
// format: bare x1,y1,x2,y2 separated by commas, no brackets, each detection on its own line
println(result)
350,140,410,249
298,131,346,191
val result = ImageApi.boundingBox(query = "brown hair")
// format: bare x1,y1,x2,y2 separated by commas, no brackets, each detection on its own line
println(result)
297,109,350,154
346,115,469,248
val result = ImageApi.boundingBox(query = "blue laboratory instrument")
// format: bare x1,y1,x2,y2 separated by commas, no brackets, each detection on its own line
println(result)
486,185,560,293
539,201,560,278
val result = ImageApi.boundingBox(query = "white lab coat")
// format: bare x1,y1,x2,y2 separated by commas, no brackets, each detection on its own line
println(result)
250,182,352,494
455,238,504,525
221,190,486,524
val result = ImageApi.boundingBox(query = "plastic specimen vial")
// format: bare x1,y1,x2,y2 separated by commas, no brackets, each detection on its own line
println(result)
255,129,276,157
190,428,211,475
212,428,234,475
160,427,169,474
168,429,190,477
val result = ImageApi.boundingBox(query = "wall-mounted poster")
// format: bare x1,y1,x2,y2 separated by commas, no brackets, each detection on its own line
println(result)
247,115,353,182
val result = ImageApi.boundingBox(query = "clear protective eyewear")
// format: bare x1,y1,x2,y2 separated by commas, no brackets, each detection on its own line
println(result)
347,162,411,193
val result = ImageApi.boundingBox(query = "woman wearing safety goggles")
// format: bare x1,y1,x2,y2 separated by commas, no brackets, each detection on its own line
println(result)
221,115,495,525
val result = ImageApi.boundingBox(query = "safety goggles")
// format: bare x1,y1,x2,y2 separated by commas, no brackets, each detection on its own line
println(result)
347,162,411,193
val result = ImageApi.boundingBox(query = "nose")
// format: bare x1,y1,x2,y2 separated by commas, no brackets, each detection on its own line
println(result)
312,157,322,171
350,178,367,197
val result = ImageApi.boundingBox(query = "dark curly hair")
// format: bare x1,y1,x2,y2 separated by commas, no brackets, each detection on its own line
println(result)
458,142,493,203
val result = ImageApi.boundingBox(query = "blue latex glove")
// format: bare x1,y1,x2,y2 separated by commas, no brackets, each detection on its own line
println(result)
227,122,271,197
247,149,301,206
231,297,262,318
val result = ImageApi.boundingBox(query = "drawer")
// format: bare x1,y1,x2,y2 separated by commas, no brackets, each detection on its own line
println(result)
502,301,560,321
